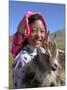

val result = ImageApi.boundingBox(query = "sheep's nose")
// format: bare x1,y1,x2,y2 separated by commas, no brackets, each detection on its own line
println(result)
51,63,58,71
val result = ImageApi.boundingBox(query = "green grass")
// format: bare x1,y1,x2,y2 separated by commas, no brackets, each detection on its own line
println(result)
56,40,65,50
9,53,13,89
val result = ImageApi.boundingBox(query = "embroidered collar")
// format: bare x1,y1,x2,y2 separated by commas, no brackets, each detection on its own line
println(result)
23,44,36,53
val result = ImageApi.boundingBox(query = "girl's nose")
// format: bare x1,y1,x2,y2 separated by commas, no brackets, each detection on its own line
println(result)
36,29,41,37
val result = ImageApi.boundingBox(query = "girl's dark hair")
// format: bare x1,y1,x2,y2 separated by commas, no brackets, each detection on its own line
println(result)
28,14,43,25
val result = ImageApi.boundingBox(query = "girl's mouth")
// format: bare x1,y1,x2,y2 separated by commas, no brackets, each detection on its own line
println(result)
33,39,42,46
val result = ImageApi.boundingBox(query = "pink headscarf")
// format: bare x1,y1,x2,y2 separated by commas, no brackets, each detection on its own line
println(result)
11,11,48,58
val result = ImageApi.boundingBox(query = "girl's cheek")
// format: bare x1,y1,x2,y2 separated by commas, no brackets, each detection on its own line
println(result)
31,33,36,37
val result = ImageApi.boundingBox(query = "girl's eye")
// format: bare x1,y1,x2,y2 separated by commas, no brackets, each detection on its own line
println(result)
31,29,37,33
41,30,45,33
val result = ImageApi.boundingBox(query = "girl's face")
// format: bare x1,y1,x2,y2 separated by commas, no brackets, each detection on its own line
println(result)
28,20,46,47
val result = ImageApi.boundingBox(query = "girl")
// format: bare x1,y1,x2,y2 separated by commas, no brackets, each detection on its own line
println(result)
11,11,48,88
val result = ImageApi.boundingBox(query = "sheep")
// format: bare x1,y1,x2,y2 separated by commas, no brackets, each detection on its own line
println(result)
24,40,65,87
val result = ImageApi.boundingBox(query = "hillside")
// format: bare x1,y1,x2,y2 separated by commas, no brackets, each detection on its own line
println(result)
49,29,65,50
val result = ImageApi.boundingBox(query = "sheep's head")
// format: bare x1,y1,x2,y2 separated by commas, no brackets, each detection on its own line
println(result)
44,34,59,71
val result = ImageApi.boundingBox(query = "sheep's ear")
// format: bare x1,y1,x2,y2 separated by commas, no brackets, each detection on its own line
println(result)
48,33,57,49
49,33,56,42
50,33,57,46
39,47,46,54
58,49,65,62
36,47,46,55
